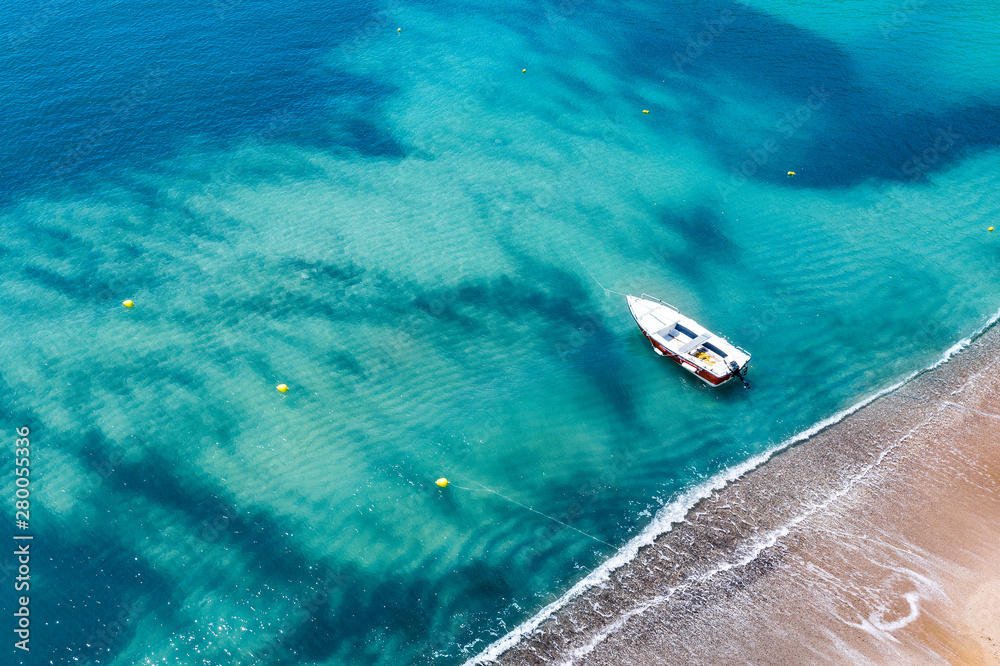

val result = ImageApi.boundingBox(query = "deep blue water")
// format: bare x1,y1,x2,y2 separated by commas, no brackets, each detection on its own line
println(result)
2,0,999,663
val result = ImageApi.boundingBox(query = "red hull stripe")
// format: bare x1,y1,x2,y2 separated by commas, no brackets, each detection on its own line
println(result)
640,330,731,385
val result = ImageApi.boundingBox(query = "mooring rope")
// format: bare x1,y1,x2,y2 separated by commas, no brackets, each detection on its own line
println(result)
447,480,615,548
570,250,629,298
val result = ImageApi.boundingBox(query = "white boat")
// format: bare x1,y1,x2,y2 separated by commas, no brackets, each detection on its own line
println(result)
626,294,751,388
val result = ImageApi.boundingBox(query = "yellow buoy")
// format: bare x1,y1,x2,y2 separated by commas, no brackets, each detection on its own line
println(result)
642,109,649,114
435,478,449,488
787,171,795,176
122,299,134,308
276,384,288,393
522,68,526,73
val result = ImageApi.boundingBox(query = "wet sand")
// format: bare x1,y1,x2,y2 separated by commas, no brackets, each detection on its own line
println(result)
482,324,1000,665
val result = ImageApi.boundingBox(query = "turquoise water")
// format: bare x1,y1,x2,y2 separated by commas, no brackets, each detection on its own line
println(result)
2,0,999,663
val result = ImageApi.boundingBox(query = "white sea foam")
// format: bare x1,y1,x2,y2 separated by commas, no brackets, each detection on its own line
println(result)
843,590,922,643
465,307,1000,665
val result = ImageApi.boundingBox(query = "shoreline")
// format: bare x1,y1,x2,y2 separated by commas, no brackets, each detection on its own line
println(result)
470,314,1000,664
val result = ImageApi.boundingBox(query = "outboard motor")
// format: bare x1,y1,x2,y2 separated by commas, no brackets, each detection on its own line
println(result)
729,361,750,389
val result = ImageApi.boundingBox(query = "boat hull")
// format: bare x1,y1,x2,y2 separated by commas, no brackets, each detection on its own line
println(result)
636,327,734,386
626,294,749,387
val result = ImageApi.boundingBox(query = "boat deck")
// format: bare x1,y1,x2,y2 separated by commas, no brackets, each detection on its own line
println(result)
627,295,750,384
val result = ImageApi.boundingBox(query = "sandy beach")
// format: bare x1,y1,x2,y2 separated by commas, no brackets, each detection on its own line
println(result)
483,323,1000,665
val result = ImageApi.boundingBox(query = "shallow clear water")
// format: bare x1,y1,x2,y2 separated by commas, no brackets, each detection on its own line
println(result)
2,0,999,663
